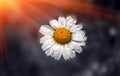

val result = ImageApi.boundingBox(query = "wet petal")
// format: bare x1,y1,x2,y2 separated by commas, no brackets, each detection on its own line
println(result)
65,45,76,58
39,25,54,35
41,39,55,51
62,46,70,60
66,16,77,29
69,41,83,53
72,30,86,41
40,36,52,44
70,24,83,32
58,17,66,27
49,19,59,29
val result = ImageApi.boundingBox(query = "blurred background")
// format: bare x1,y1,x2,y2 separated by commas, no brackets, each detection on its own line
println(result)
0,0,120,76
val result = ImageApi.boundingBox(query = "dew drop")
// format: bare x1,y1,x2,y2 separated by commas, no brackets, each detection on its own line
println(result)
72,51,75,53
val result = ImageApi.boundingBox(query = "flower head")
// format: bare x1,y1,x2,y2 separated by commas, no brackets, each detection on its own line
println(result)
39,16,87,60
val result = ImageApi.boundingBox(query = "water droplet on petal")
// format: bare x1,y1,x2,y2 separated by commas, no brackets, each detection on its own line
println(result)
72,51,75,53
77,28,81,30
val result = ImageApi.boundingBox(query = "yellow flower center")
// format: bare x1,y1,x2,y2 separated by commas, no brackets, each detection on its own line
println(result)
53,27,72,44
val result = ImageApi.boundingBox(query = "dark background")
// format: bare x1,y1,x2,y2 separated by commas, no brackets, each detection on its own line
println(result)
0,0,120,76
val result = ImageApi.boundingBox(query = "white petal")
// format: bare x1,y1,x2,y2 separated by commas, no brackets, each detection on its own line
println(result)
58,17,66,27
52,44,62,60
79,41,86,46
62,51,69,60
72,30,86,41
52,44,59,57
69,41,83,53
66,16,77,29
66,16,77,24
62,46,71,60
70,24,83,32
72,35,87,42
46,48,54,56
46,43,57,57
41,39,55,51
56,47,63,60
65,45,76,59
49,19,59,29
39,25,54,35
40,36,52,44
45,49,50,55
73,30,85,36
75,46,82,53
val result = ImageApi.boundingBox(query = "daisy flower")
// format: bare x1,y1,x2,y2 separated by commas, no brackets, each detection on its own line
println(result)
39,16,87,60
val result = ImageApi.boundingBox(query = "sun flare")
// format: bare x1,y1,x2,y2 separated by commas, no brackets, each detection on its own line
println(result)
0,0,18,9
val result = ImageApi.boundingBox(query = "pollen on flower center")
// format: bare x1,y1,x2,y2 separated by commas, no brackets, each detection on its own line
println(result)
53,27,72,44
